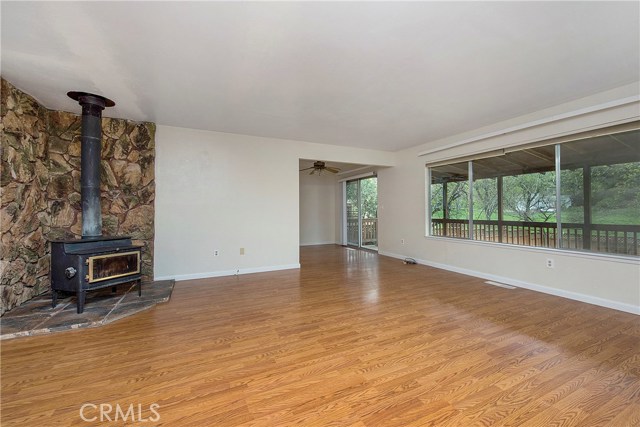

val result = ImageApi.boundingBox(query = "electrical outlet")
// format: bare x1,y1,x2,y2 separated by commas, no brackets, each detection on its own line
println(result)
546,258,554,268
214,250,219,256
240,247,245,255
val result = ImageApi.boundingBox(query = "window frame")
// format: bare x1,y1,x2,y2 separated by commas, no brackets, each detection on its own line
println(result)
424,123,640,259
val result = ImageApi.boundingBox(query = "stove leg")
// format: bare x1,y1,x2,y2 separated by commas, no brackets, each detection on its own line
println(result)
52,290,58,308
77,290,86,314
137,279,142,297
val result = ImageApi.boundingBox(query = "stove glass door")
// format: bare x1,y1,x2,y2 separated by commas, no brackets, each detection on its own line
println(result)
88,251,140,283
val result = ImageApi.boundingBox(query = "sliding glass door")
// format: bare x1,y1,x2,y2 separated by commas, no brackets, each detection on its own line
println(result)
345,176,378,250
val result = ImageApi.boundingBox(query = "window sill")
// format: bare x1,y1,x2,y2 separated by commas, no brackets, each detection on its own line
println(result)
423,235,640,265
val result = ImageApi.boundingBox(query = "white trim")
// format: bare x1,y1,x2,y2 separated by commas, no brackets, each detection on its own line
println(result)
154,263,301,282
422,118,639,165
379,250,640,315
484,281,517,290
336,165,372,176
300,241,338,246
424,167,431,237
338,171,376,183
423,235,640,265
417,96,640,157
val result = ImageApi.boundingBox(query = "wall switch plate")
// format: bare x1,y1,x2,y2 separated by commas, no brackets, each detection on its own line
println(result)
240,247,245,255
401,239,405,245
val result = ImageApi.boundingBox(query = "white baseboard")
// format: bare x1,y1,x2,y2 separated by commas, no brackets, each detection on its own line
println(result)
300,241,337,246
379,251,639,315
155,263,301,282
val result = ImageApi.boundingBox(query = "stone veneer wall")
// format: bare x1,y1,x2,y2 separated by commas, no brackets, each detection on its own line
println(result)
1,78,155,315
1,79,50,314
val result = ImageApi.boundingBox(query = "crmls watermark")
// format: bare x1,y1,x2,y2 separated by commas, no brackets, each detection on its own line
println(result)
80,403,160,423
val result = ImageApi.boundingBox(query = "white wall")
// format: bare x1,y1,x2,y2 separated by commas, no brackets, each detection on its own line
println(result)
299,170,338,245
153,83,639,315
154,126,394,280
378,83,640,314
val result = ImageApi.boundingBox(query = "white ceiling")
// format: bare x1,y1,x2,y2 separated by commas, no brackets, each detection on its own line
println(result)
2,2,638,151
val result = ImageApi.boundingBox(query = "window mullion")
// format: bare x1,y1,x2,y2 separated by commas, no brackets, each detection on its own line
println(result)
583,165,592,250
468,161,474,240
555,144,562,249
497,176,503,243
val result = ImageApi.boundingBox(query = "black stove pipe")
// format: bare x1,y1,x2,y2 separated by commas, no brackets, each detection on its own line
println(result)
67,91,115,238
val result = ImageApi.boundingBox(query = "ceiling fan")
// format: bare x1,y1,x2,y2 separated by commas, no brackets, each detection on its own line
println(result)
300,161,341,175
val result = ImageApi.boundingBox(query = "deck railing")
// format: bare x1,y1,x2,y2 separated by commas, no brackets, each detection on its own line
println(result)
431,218,639,256
347,218,378,246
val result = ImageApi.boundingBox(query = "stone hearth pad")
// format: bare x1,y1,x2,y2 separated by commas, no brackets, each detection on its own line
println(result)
0,280,174,340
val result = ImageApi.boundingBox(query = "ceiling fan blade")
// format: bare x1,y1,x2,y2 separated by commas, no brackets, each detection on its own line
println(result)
325,167,341,173
299,167,315,171
309,169,316,175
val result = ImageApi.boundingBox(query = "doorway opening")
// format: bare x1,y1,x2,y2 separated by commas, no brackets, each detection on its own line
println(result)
345,176,378,251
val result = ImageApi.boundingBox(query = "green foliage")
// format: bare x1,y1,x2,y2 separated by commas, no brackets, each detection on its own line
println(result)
431,184,444,219
346,177,378,219
590,163,640,224
561,162,640,225
473,178,498,220
447,181,469,219
360,177,378,219
503,172,556,222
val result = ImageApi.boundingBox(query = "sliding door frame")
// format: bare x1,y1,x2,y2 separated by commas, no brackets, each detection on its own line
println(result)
343,174,378,251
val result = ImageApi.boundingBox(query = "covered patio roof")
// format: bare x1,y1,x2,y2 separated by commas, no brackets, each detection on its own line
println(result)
432,127,640,183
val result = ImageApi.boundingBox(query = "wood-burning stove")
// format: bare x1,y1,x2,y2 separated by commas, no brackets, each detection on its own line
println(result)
51,236,142,313
49,91,144,313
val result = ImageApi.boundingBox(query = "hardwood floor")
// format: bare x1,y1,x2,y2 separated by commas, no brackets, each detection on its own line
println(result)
2,245,639,426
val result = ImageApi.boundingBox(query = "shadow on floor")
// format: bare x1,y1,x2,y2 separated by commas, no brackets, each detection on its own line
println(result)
0,280,174,340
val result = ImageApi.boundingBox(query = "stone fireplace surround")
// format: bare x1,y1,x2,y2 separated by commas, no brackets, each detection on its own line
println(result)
1,78,155,315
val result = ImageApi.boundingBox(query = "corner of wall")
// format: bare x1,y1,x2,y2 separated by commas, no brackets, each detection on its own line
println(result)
1,78,157,315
